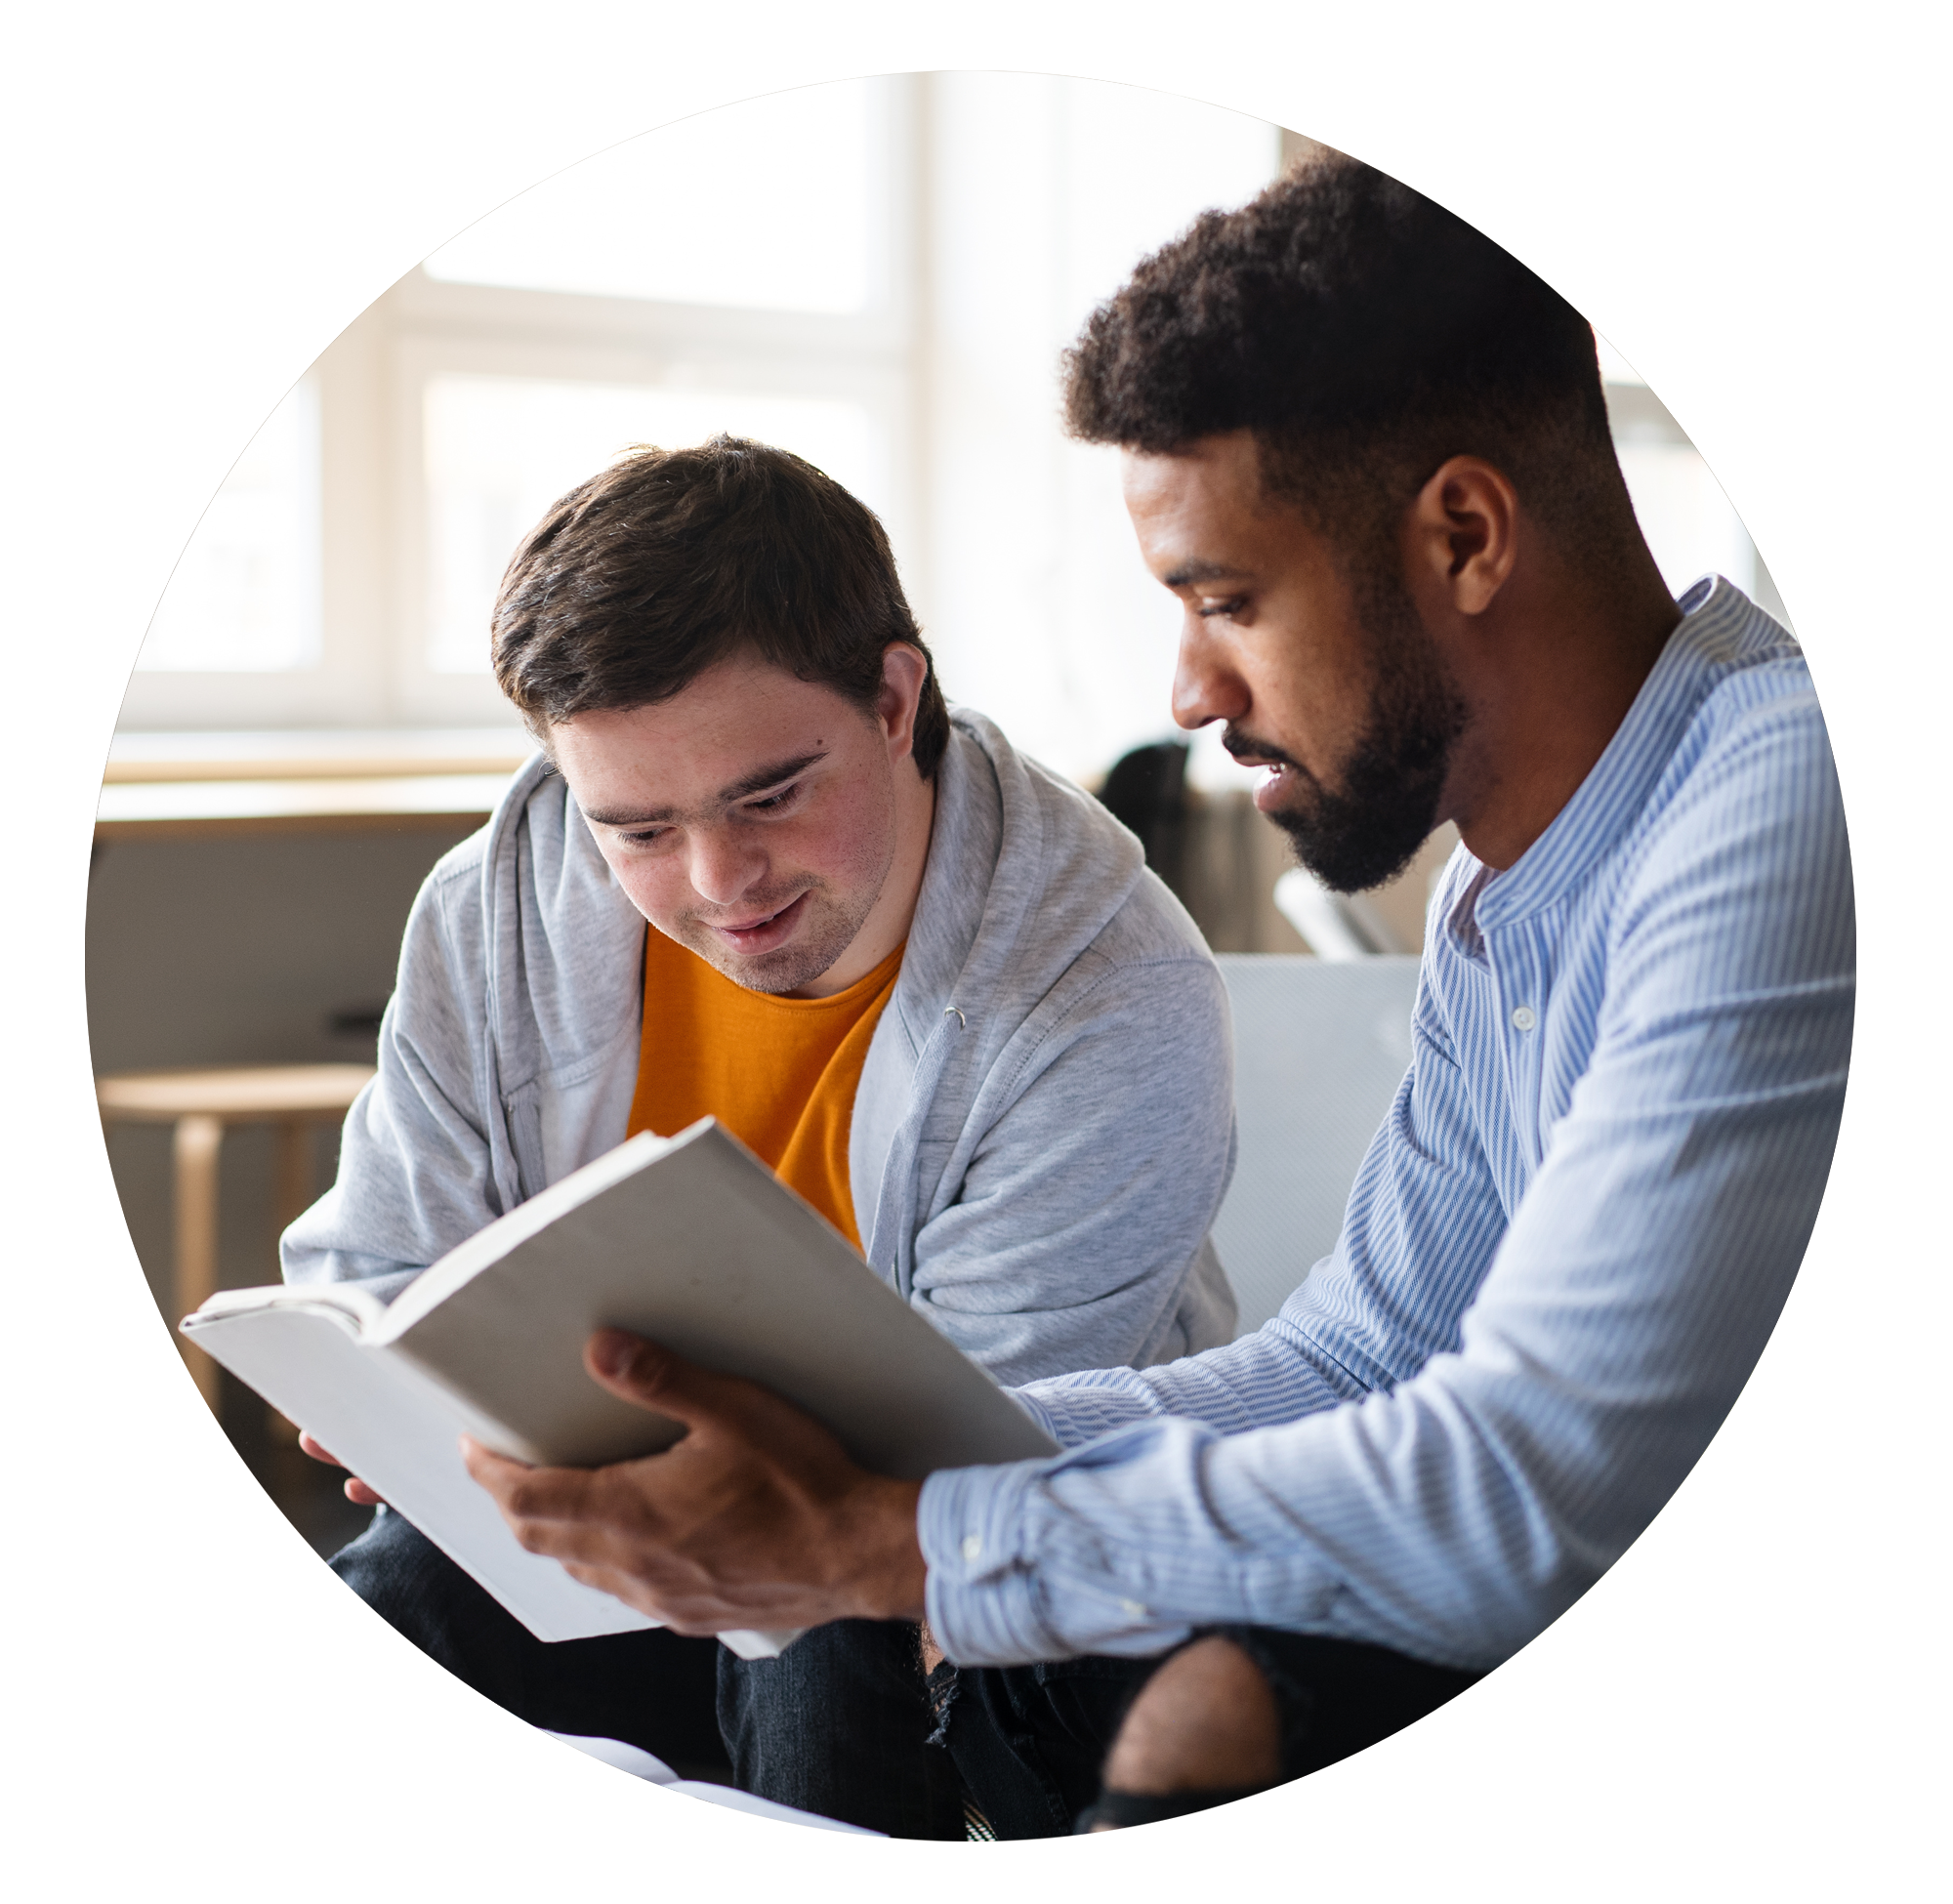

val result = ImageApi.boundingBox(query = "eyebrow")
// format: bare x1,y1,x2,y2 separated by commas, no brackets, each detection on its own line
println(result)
580,749,829,829
1161,559,1255,590
720,749,827,803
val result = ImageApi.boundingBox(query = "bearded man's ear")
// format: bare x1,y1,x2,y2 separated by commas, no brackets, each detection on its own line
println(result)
1409,456,1521,618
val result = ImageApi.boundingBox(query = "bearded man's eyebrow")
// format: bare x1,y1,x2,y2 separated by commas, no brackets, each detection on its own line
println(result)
1163,559,1255,589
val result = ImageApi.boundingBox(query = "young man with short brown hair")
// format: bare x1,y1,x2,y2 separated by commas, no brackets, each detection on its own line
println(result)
287,436,1240,1836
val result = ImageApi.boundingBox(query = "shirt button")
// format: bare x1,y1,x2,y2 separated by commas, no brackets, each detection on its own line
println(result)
1512,1005,1537,1031
1121,1598,1149,1618
961,1535,982,1562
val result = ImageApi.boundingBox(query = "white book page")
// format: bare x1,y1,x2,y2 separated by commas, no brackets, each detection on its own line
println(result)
187,1301,659,1641
185,1298,797,1656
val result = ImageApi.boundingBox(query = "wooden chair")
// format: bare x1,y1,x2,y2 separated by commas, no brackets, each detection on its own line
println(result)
96,1064,375,1408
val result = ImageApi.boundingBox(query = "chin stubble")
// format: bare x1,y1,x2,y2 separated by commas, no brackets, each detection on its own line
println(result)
685,852,894,998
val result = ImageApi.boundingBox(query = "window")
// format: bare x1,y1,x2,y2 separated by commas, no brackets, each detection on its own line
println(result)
122,76,911,731
421,376,885,675
117,76,1786,779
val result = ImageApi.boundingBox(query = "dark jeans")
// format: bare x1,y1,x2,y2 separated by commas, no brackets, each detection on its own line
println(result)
330,1507,965,1840
927,1627,1482,1838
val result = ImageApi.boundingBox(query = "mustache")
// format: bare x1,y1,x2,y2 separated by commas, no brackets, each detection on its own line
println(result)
1222,724,1307,776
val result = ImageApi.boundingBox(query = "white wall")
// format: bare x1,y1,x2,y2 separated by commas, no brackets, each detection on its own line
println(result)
914,75,1282,784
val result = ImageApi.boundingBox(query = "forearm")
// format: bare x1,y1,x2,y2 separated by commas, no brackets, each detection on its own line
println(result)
926,1009,1849,1674
1013,1312,1358,1446
920,1392,1556,1673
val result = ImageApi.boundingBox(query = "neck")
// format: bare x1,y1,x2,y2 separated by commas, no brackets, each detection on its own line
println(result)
1445,551,1681,872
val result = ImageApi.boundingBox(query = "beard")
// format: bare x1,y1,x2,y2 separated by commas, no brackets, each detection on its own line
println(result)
1239,578,1468,895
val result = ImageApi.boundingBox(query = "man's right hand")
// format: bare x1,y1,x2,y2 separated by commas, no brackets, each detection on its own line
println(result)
464,1331,928,1635
297,1431,387,1508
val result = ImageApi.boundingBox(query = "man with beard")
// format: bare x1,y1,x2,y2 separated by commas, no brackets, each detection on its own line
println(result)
462,155,1854,1833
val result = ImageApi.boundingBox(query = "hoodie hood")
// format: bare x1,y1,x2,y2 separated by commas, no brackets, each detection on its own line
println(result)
850,711,1151,1287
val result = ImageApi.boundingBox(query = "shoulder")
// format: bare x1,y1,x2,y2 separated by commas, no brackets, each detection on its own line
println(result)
946,707,1137,856
1093,866,1220,970
1034,882,1229,1074
1611,621,1851,997
423,824,490,896
405,752,599,957
964,709,1217,970
1652,590,1837,812
1639,638,1845,884
1683,649,1830,777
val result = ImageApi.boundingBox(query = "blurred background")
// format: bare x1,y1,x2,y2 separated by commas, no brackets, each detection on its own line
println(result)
88,72,1786,1547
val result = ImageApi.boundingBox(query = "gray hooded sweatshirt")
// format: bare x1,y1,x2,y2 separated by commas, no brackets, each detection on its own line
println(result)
283,709,1238,1384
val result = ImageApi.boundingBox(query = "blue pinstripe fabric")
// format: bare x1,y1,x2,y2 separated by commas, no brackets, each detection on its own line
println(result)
919,578,1854,1673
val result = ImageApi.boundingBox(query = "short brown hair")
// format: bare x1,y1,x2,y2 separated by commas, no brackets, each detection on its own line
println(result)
491,435,950,777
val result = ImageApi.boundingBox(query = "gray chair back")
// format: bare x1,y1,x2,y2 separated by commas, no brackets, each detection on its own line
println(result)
1211,955,1423,1336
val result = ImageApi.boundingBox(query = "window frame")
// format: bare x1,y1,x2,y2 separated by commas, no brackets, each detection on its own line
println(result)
117,75,922,733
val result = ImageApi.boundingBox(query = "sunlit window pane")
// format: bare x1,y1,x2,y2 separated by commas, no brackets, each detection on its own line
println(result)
139,379,321,672
1615,440,1756,599
423,82,878,314
424,373,883,674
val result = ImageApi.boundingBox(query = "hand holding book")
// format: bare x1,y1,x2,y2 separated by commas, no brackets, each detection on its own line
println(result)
183,1120,1056,1654
464,1328,929,1635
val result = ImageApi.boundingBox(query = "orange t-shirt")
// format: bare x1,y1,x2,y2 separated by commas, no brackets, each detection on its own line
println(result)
625,929,907,1250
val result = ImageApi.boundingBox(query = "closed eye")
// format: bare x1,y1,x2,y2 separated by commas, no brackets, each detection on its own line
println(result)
1195,595,1250,620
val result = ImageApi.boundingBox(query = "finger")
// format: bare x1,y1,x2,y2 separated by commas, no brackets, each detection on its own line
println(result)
583,1331,826,1448
300,1430,385,1504
540,1533,762,1633
461,1437,602,1526
481,1482,662,1588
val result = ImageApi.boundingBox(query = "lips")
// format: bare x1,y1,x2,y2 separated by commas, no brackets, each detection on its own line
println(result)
1251,763,1297,812
710,889,811,955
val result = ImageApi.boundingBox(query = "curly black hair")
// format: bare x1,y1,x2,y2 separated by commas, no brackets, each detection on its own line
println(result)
1063,151,1636,565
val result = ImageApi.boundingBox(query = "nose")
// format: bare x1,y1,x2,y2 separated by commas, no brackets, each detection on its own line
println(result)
686,825,768,909
1172,616,1250,734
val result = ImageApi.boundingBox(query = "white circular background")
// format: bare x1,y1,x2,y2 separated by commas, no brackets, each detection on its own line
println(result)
5,5,1942,1897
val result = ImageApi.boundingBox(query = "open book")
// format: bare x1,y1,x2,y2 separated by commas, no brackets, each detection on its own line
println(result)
182,1119,1060,1660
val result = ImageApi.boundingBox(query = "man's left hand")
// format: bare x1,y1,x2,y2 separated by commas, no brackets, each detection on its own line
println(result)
462,1330,928,1635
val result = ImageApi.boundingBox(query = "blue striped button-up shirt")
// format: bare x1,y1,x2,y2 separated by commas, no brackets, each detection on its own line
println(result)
919,579,1854,1674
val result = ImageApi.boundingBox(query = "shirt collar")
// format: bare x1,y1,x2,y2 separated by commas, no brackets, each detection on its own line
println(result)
1447,575,1757,940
